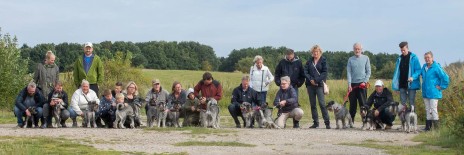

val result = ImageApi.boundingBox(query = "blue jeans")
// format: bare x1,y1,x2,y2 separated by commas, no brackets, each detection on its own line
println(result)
257,91,267,105
399,88,416,107
69,108,78,119
14,106,43,125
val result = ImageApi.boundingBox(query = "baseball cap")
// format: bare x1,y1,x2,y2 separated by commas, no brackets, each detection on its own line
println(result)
152,79,161,84
374,80,384,87
84,42,93,48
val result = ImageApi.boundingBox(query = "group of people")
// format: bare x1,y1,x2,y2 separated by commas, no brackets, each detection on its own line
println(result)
14,41,449,131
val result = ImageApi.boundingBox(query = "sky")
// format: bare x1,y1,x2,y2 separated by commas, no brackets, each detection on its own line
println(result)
1,0,463,65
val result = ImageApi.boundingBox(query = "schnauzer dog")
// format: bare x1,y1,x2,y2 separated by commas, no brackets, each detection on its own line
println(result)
327,101,353,129
360,106,374,130
157,102,168,128
146,105,157,128
167,102,181,127
200,98,220,129
240,102,254,128
83,101,98,128
114,102,135,129
398,103,418,133
261,105,280,129
26,107,38,128
52,101,65,128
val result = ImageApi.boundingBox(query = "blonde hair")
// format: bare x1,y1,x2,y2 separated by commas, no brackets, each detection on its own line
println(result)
123,81,139,96
311,45,323,54
45,51,55,60
115,93,125,100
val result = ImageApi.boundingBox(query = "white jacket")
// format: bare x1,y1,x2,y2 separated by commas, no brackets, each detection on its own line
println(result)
70,88,100,115
249,64,274,92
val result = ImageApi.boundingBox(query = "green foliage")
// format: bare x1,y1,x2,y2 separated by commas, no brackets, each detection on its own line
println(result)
440,61,464,139
235,57,254,73
0,30,29,109
201,60,212,71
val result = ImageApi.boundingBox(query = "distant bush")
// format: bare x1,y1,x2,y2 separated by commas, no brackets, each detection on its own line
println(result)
440,61,464,138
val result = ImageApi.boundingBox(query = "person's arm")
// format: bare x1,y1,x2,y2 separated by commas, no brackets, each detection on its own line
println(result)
62,92,69,108
194,82,201,98
145,91,152,103
364,56,371,83
411,56,422,80
15,91,27,111
377,90,394,112
437,66,450,90
231,88,239,104
214,83,223,101
267,68,275,84
346,58,352,86
297,62,306,87
285,88,298,106
55,65,60,83
33,64,40,83
70,92,82,115
249,66,254,89
304,61,314,83
274,61,282,86
96,57,104,85
314,59,328,83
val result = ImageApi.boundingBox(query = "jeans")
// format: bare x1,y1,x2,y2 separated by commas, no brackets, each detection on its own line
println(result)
14,106,43,126
43,103,70,123
69,108,78,119
307,86,330,124
349,83,367,122
228,102,245,126
399,88,416,107
257,91,268,104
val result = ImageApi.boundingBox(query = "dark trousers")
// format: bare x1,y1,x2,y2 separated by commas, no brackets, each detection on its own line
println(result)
43,103,70,124
96,110,115,127
90,84,99,97
378,107,396,126
349,83,367,122
228,103,246,126
307,86,330,125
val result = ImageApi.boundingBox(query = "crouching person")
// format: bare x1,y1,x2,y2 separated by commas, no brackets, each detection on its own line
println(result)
228,75,261,128
43,81,70,128
182,89,201,127
364,80,396,129
69,79,100,127
274,76,304,128
14,81,45,128
96,89,116,128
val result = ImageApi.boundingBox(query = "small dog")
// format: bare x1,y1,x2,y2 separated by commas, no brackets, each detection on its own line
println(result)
52,101,64,128
360,106,373,130
157,102,168,128
167,102,181,127
113,102,134,129
200,98,220,129
83,101,98,128
146,105,157,128
398,103,418,133
26,107,38,128
262,106,280,129
326,101,353,129
240,102,254,128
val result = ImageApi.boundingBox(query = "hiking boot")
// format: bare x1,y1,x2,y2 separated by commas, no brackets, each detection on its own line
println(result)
60,120,67,128
72,118,78,128
309,123,319,128
423,120,431,131
235,124,241,128
15,124,24,128
96,118,103,128
293,120,300,128
325,122,331,129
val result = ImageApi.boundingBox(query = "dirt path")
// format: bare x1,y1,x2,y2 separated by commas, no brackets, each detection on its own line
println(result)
0,122,419,155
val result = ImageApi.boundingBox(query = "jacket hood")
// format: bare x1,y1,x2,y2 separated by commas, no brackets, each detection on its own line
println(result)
284,55,300,62
252,64,269,71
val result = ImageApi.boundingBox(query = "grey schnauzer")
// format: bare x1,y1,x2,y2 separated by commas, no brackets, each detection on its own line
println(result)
26,107,38,128
326,101,353,129
167,102,181,127
157,102,168,128
114,102,134,129
398,103,418,133
262,105,280,129
360,106,373,130
83,101,98,128
146,104,157,128
52,101,65,128
240,102,254,128
200,98,220,129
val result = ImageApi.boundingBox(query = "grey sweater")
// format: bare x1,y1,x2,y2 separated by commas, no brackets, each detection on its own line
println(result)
347,55,371,85
33,63,59,98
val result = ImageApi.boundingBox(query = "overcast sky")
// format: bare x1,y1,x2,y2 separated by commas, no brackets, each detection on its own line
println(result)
1,0,463,65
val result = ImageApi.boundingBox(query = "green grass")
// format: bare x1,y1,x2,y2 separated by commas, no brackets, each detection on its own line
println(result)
144,126,236,135
0,136,129,155
412,129,464,154
0,110,16,124
173,140,256,147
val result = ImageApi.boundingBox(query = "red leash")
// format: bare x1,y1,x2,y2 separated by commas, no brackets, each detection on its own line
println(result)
343,83,368,106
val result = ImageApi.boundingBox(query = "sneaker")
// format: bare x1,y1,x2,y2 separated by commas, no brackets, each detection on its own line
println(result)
309,124,319,128
326,125,331,129
15,124,24,128
235,124,241,128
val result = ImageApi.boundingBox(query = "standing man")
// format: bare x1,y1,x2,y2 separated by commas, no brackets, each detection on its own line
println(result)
194,72,223,105
347,43,371,123
275,49,306,97
392,41,421,108
228,75,261,128
33,51,59,100
73,42,104,96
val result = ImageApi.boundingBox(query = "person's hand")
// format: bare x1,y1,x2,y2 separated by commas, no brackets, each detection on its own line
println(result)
112,102,116,107
348,85,352,92
436,85,442,90
25,109,31,117
310,80,317,86
279,100,286,107
360,82,366,89
190,106,195,112
408,77,413,82
374,110,379,117
79,113,84,117
50,101,56,106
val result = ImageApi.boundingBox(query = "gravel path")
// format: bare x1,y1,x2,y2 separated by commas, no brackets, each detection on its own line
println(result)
0,121,420,155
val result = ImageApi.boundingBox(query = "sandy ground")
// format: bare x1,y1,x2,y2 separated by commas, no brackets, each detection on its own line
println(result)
0,119,421,155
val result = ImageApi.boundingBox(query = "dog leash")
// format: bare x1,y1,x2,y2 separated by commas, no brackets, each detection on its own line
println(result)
342,84,368,107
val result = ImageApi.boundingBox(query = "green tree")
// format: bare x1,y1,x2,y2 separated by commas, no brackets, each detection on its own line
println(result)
235,57,254,73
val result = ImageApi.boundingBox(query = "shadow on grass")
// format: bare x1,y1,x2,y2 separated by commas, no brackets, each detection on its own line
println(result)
174,140,256,147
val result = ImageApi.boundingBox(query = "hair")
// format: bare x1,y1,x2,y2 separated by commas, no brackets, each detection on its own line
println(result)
286,49,294,55
399,41,408,48
55,81,63,87
115,93,125,100
253,55,264,63
353,42,362,49
81,79,89,86
27,81,37,88
311,45,323,54
103,89,112,96
124,81,139,96
280,76,291,83
425,51,433,57
45,51,55,60
171,81,182,92
115,81,123,87
202,72,213,80
241,75,250,81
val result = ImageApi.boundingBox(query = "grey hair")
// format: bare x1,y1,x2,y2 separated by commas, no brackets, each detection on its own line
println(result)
353,42,363,49
81,79,90,86
280,76,291,83
425,51,433,57
28,81,37,88
253,55,264,63
242,75,250,81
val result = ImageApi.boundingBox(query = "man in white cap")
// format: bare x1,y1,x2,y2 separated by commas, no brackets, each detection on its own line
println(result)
73,42,104,96
364,80,396,129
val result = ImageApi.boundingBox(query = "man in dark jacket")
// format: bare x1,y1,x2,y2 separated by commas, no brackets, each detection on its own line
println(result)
274,76,304,128
228,75,261,128
364,80,396,129
275,49,306,97
13,82,45,128
42,81,70,128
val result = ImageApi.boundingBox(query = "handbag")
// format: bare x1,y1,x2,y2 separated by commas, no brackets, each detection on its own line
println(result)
312,61,329,95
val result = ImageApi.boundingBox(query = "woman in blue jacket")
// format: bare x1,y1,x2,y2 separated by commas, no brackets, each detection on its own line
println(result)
415,51,450,131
